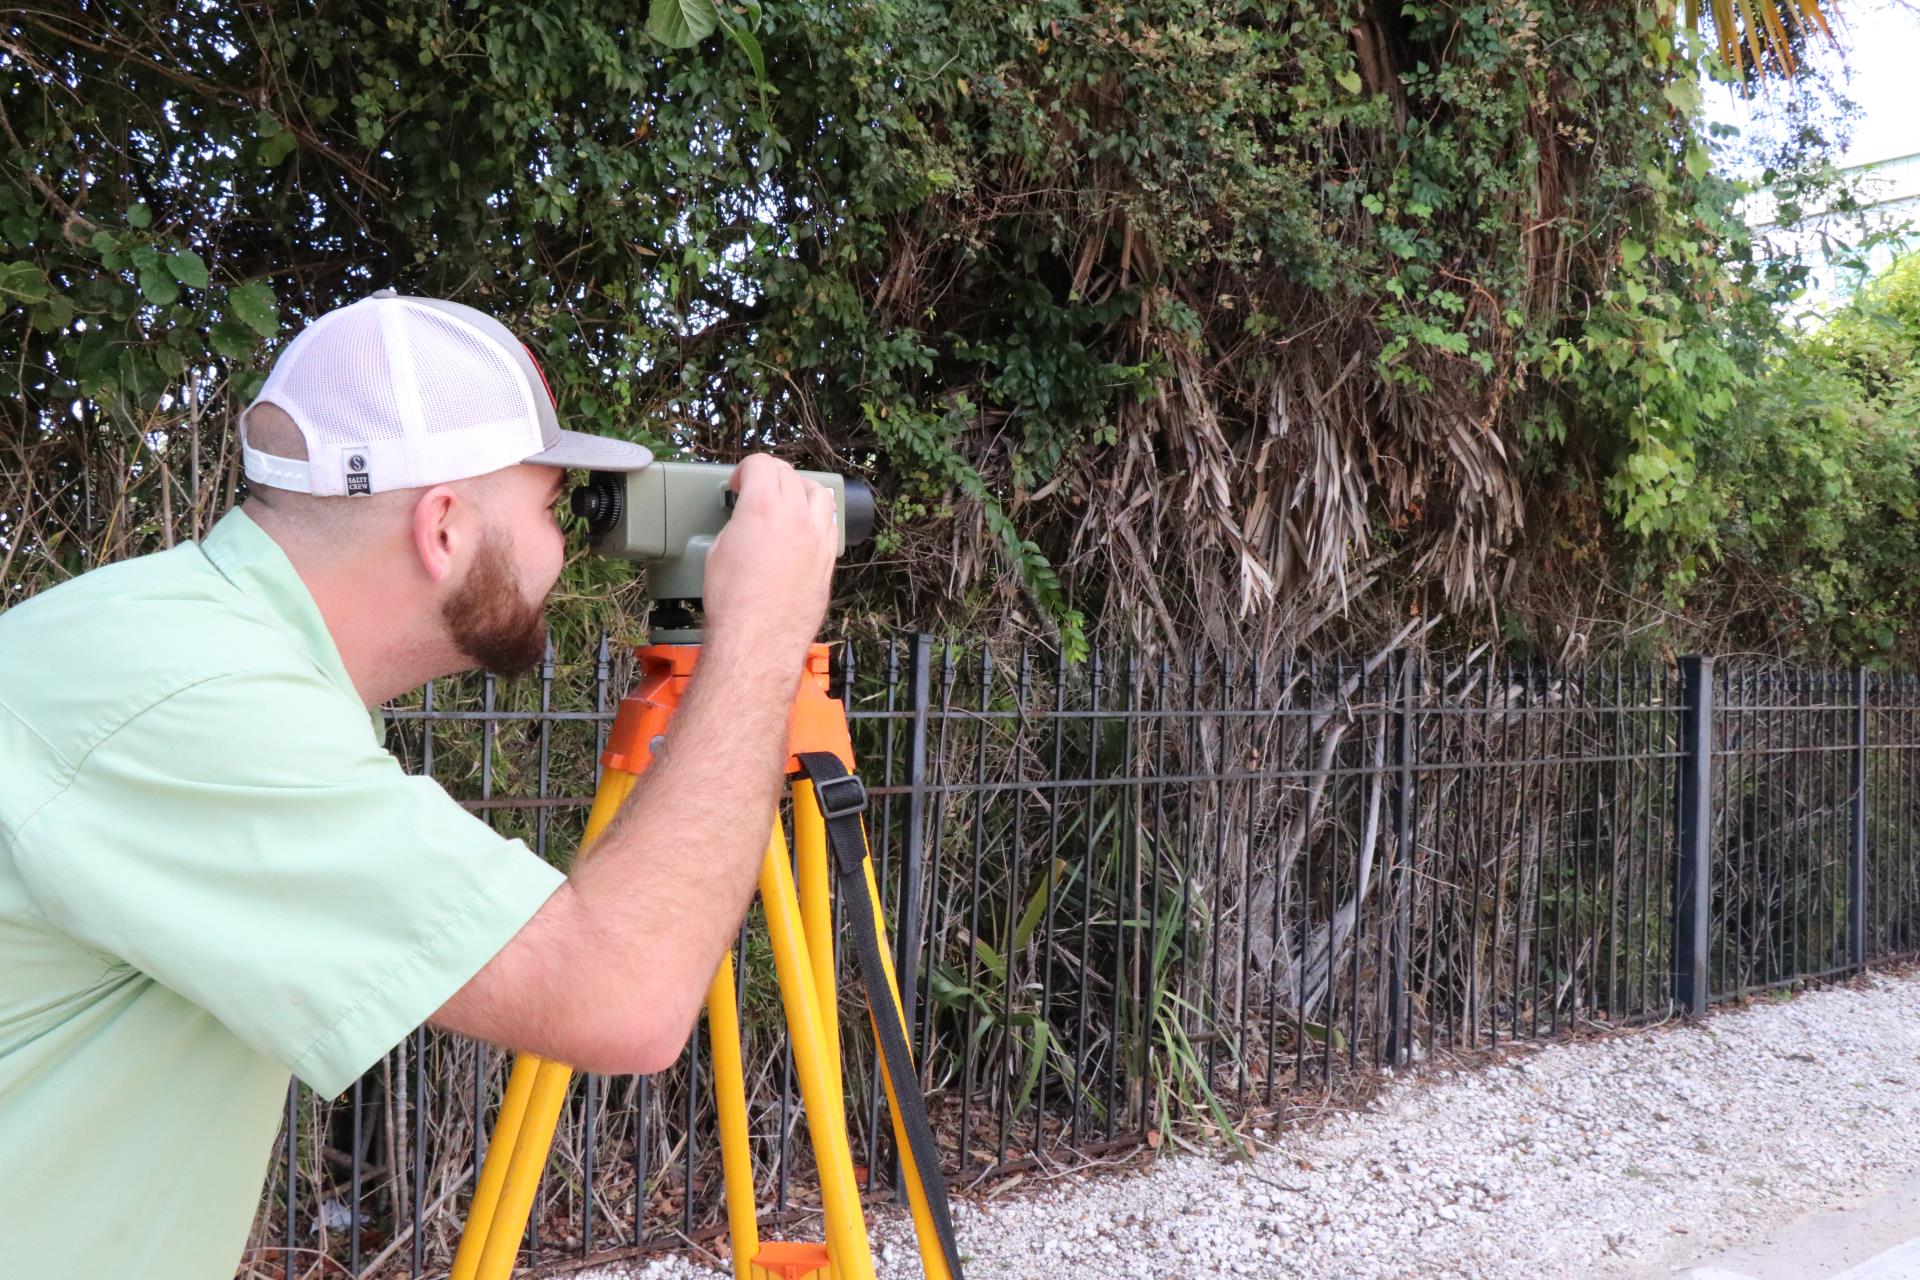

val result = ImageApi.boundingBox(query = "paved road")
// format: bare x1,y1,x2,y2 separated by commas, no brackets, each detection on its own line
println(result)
1669,1171,1920,1279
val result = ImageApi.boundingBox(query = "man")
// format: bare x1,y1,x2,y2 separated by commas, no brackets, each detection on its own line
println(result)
0,291,840,1277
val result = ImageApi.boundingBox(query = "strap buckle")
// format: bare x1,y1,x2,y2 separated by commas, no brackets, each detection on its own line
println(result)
812,773,868,821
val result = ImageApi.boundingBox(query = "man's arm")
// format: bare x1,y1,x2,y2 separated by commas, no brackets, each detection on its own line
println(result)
431,454,840,1073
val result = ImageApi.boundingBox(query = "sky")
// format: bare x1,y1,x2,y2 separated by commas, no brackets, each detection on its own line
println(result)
1827,0,1920,165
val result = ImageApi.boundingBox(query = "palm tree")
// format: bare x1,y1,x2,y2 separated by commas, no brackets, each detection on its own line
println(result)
1687,0,1840,81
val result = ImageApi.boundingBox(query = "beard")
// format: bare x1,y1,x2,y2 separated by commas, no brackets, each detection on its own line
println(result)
442,527,550,678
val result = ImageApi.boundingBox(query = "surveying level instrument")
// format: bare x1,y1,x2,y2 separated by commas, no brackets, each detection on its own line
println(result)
451,462,963,1280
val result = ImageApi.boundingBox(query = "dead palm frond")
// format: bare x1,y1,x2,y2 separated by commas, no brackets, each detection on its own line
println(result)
1681,0,1840,83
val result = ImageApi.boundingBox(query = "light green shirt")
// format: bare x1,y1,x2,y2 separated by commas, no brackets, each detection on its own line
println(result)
0,509,566,1279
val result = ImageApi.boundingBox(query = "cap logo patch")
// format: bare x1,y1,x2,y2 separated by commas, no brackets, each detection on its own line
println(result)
343,445,372,495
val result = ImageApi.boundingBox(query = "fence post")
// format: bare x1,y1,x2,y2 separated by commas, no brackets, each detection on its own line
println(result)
1674,655,1713,1016
1850,666,1869,970
898,634,933,1052
1386,653,1415,1068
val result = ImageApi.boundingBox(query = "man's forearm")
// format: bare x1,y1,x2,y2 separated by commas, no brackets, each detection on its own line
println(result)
560,632,811,1046
430,455,840,1072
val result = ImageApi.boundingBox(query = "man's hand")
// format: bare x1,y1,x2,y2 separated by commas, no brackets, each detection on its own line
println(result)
703,454,838,664
430,453,844,1074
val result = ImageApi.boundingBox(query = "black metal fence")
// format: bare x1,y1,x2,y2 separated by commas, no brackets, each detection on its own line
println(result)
242,644,1920,1278
1709,666,1920,1002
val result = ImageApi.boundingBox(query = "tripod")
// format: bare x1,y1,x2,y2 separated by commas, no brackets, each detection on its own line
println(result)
450,641,961,1280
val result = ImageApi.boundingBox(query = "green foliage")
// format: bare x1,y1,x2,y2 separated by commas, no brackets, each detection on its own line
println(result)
0,1,1878,657
1515,32,1781,590
1814,252,1920,405
1702,254,1920,659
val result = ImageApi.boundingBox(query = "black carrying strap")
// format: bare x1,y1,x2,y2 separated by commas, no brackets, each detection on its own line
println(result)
795,751,965,1280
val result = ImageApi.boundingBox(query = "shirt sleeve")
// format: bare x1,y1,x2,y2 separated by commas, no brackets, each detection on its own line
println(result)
12,669,567,1097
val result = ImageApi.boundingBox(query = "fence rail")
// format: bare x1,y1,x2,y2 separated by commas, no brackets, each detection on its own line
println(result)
243,642,1920,1278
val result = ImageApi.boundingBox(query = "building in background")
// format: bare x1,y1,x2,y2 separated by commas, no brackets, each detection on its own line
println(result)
1748,148,1920,313
1703,0,1920,314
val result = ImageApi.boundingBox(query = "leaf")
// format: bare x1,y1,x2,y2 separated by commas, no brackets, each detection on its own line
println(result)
1663,78,1702,115
1297,1018,1346,1050
0,261,51,303
127,203,152,229
925,966,976,1011
228,281,279,338
32,293,74,330
719,15,767,88
139,268,180,307
1011,858,1068,956
1336,69,1363,94
970,938,1006,983
1620,238,1646,268
89,229,128,270
209,320,257,360
648,0,717,48
1011,1021,1051,1116
166,249,209,289
259,130,297,167
1685,145,1711,180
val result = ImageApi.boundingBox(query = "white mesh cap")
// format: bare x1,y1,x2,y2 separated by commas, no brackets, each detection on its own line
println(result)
240,289,652,496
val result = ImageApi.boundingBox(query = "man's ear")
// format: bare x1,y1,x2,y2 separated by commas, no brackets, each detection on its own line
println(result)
409,486,465,585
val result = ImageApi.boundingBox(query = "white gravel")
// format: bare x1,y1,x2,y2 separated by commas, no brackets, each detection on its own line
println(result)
581,970,1920,1280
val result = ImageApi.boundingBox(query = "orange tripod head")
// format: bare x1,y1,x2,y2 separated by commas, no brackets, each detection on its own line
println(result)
602,642,856,776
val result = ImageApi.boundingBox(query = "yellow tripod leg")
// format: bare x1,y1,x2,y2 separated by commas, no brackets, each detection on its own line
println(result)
795,781,849,1280
758,813,876,1280
453,767,638,1280
794,782,846,1102
447,1052,542,1280
708,837,772,1280
477,1057,573,1278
